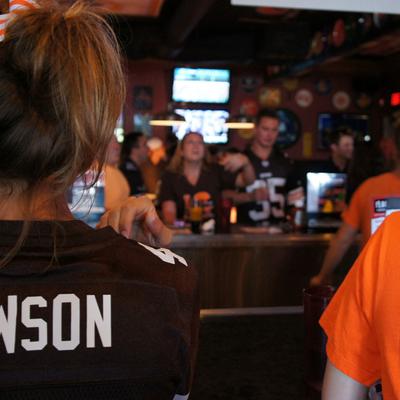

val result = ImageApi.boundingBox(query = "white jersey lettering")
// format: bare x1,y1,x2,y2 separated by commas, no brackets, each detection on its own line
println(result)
21,296,47,351
87,295,111,348
53,294,80,351
0,295,17,354
138,243,188,266
0,294,112,353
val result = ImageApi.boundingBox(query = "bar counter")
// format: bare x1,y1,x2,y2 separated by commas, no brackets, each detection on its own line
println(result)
171,232,359,309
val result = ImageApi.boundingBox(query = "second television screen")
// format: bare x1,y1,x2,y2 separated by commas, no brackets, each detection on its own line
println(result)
172,67,230,104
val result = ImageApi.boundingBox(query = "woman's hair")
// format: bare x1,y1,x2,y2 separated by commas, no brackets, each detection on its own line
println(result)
0,1,125,265
167,132,211,174
0,1,125,198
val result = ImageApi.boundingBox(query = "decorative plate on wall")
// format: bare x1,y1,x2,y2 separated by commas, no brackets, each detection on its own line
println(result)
315,78,332,95
332,91,351,110
259,86,282,107
295,89,314,108
276,108,302,149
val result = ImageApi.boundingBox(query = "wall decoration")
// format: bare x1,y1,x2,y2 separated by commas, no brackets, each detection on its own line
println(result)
360,14,373,34
266,66,281,76
308,31,324,57
240,76,259,93
302,132,313,158
332,91,351,110
356,92,372,109
133,113,152,136
282,78,299,92
259,86,282,108
331,19,346,48
317,113,369,149
392,110,400,129
295,89,314,108
240,97,259,117
275,108,301,149
373,13,389,29
133,86,153,111
256,7,289,16
315,79,332,95
237,128,255,140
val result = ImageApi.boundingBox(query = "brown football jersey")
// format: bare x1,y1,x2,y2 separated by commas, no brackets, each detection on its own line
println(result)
0,220,199,399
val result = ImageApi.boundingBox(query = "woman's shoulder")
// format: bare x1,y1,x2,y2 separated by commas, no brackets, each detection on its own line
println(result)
114,236,197,292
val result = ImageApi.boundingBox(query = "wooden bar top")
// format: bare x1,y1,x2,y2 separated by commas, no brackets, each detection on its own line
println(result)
171,232,336,249
169,230,360,308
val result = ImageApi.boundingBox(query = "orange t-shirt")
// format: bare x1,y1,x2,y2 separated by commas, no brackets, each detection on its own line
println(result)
104,164,130,210
320,212,400,398
342,172,400,245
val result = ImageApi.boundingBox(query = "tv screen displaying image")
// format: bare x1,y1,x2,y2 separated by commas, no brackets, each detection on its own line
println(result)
306,172,347,214
172,68,230,104
318,113,369,148
173,109,229,144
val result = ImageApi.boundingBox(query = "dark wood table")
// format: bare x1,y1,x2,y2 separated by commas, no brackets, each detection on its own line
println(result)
171,232,359,309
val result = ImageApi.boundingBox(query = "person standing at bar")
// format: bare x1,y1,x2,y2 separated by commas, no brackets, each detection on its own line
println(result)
320,128,355,173
159,132,255,225
104,134,130,209
310,129,400,287
119,131,149,196
237,108,295,226
320,212,400,399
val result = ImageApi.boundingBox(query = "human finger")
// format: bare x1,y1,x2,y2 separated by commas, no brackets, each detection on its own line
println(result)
144,207,172,247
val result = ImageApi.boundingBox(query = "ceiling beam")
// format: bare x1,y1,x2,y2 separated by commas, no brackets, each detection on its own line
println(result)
165,0,217,52
231,0,400,15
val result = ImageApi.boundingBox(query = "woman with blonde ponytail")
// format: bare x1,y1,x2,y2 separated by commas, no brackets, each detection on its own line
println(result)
0,2,198,399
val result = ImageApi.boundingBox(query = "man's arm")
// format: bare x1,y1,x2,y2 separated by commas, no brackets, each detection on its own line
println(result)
310,222,358,286
222,187,268,205
235,160,256,187
322,360,368,400
218,153,256,187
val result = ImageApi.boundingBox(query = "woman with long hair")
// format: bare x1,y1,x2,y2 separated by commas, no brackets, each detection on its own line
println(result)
0,2,198,398
159,131,255,224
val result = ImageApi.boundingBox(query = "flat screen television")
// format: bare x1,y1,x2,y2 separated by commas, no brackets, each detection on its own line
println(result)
318,113,369,148
173,109,229,144
306,172,347,231
172,68,230,104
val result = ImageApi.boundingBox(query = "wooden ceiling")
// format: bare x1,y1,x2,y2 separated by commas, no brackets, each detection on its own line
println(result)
110,0,400,78
92,0,165,16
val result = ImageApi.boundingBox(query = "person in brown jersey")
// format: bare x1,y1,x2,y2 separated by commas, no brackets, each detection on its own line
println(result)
0,2,198,399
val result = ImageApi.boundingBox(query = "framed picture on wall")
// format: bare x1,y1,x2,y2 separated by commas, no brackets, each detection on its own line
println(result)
275,108,301,150
133,113,152,136
317,113,370,149
133,86,153,111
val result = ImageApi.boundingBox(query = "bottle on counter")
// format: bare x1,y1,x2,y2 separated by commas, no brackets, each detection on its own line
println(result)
216,197,233,234
287,182,306,232
291,200,306,232
189,198,203,234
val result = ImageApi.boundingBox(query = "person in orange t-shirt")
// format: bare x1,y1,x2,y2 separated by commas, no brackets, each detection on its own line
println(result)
310,169,400,287
320,211,400,399
104,135,130,210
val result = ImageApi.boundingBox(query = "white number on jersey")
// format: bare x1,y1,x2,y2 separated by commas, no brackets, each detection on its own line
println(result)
248,177,286,221
138,243,188,266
